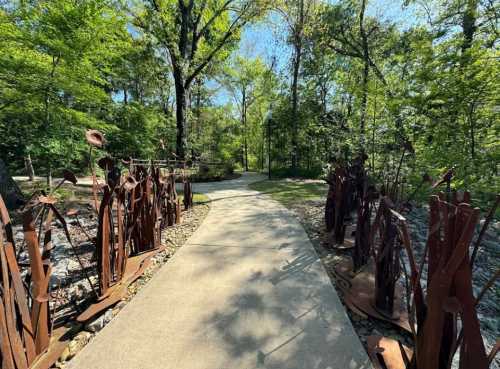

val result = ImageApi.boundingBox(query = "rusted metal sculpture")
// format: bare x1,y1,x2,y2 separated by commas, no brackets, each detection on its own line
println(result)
76,157,168,322
334,197,411,332
371,198,401,317
0,195,37,369
0,193,78,369
324,165,355,248
127,165,161,255
23,206,51,356
352,184,376,271
182,170,194,210
161,169,181,227
414,195,486,369
0,131,199,367
92,160,165,297
325,170,336,233
96,178,125,296
352,157,377,271
332,166,349,245
368,193,500,369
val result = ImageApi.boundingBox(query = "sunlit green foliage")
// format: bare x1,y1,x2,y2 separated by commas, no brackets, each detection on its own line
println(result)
0,0,497,205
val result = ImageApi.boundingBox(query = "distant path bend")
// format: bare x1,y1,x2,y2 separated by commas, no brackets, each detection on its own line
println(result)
68,172,372,369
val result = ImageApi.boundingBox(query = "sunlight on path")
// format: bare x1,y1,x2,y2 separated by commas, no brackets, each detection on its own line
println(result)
68,173,372,369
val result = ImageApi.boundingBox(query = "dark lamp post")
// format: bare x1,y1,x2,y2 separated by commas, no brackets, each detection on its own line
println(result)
265,109,274,180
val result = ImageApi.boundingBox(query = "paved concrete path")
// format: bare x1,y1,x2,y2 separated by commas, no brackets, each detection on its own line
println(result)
68,173,372,369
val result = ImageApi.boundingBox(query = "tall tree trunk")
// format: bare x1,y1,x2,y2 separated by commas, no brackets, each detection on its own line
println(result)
291,45,300,172
242,87,249,171
291,35,302,175
461,0,478,168
462,0,478,53
359,0,369,150
174,68,189,160
290,0,306,175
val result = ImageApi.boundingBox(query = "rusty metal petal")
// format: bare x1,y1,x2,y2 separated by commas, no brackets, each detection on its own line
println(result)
97,157,115,170
66,208,79,217
38,195,57,205
62,169,78,185
123,175,138,191
85,129,106,148
121,157,132,166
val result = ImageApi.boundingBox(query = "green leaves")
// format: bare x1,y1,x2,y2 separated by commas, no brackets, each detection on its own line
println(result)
0,0,136,173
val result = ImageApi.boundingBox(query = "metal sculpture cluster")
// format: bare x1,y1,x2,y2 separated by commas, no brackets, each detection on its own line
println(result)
0,183,90,369
0,130,195,368
325,157,366,248
84,131,193,300
327,165,499,369
335,196,411,332
67,133,195,329
371,199,403,318
0,195,40,369
371,192,500,369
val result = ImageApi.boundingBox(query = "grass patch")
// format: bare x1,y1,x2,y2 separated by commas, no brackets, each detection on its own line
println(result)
178,191,210,204
249,179,327,207
18,181,91,203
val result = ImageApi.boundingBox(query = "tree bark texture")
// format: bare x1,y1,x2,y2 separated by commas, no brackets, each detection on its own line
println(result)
0,159,25,210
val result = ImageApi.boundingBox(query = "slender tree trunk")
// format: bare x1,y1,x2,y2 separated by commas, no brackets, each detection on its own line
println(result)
360,61,369,147
25,154,35,181
47,164,52,190
462,0,478,54
290,0,306,175
371,81,377,171
359,0,369,149
468,102,476,161
291,39,302,174
461,0,478,169
174,68,189,160
194,79,202,142
242,87,249,171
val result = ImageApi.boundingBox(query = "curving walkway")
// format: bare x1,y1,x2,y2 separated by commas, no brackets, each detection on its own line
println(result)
68,173,372,369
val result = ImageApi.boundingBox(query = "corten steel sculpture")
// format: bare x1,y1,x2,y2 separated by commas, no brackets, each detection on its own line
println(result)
371,198,401,316
86,129,106,214
352,156,378,271
95,168,129,297
182,169,194,210
0,190,85,369
127,165,161,255
162,169,181,226
85,132,164,299
325,169,336,233
93,163,165,297
324,165,355,247
0,194,37,369
334,197,411,332
368,194,500,369
353,184,377,271
332,166,350,245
